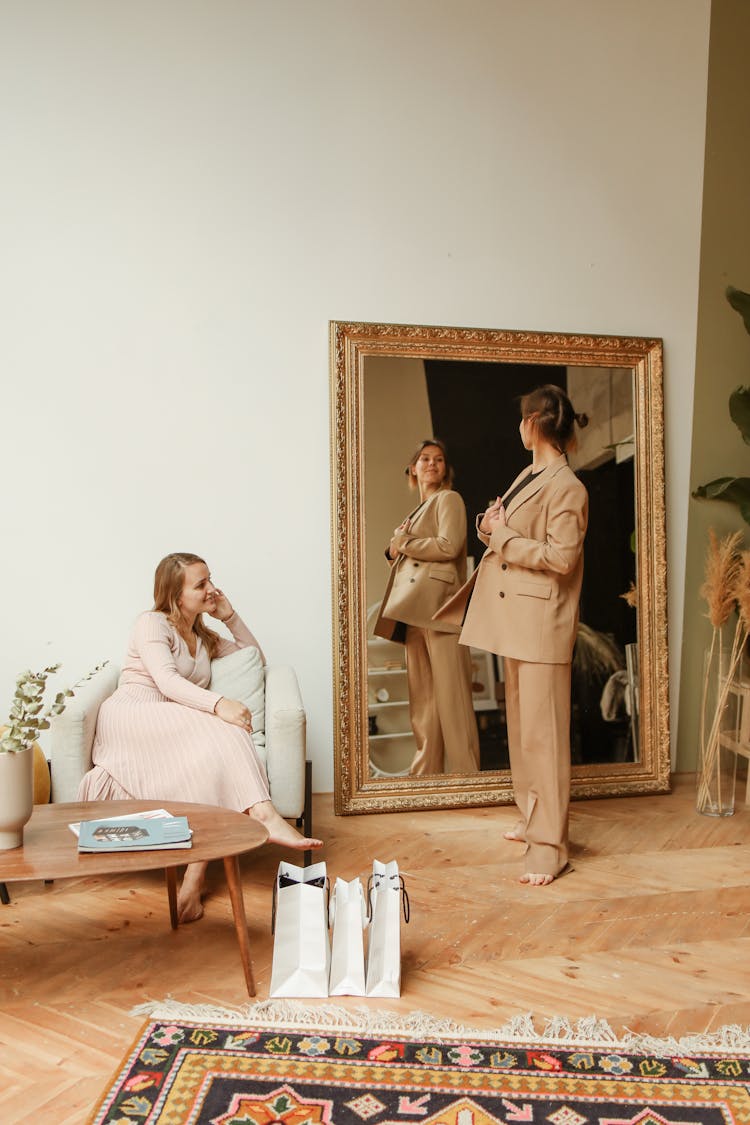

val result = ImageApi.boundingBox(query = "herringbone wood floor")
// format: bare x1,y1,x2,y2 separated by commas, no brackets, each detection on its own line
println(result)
1,773,749,1123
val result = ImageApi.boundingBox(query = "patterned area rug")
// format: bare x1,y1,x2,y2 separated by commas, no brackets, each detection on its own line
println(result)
91,1006,750,1125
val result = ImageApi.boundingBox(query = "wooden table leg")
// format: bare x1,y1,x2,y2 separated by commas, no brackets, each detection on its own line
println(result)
223,854,256,997
165,867,178,930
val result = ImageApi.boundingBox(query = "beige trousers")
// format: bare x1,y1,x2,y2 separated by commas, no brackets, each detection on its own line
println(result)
504,657,571,876
405,626,480,776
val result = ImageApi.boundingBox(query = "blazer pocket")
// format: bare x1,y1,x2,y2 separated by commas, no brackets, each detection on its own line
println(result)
508,501,544,539
517,579,552,600
429,562,457,584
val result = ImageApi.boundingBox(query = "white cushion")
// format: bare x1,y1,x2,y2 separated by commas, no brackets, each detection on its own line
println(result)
210,647,265,747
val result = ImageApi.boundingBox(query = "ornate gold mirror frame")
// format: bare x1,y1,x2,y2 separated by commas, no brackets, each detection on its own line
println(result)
331,321,669,814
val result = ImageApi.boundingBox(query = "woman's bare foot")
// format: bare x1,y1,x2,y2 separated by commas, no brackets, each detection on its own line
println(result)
519,871,555,886
503,821,526,843
177,861,208,922
249,801,323,851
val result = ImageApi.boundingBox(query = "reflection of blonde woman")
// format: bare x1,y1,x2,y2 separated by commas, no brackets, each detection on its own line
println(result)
374,439,480,776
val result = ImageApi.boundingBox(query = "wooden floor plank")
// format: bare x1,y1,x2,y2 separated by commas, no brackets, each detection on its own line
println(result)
0,773,749,1124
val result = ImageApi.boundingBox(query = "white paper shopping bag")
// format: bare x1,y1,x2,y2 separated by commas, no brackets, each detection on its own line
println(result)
270,861,330,998
328,876,367,996
365,859,410,998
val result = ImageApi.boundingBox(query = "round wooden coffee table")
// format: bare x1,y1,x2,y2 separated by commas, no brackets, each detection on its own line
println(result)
0,799,268,996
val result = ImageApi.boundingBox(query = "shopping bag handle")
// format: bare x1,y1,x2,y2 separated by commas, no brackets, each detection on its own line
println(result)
271,874,330,935
366,874,410,923
400,876,410,923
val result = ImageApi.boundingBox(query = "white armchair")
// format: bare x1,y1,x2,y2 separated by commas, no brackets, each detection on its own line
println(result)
48,650,313,836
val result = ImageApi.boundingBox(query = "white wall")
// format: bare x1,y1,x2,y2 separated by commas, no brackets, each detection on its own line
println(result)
0,0,710,790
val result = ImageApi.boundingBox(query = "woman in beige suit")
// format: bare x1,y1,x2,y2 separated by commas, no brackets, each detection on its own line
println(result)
374,440,480,776
435,387,588,884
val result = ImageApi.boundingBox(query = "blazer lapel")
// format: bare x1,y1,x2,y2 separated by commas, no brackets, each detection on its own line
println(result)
504,454,568,518
407,489,441,529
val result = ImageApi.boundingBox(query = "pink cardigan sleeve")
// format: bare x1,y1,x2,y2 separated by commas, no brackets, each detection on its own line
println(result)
133,613,223,712
212,611,266,665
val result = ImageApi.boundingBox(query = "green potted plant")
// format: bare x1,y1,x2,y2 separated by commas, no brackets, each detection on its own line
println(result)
692,287,750,524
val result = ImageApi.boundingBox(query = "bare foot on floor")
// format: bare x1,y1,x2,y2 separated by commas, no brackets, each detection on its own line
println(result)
177,886,205,922
503,821,526,843
249,802,323,851
519,872,555,886
177,862,207,922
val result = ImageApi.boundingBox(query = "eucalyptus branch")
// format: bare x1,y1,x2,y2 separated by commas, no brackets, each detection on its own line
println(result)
0,660,108,754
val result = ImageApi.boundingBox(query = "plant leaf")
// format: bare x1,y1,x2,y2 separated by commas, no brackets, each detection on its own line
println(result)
727,286,750,335
693,476,750,525
729,385,750,446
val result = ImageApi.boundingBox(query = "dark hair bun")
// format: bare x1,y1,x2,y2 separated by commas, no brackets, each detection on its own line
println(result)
575,412,589,429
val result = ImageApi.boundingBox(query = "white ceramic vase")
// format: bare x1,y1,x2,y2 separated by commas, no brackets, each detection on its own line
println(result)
0,746,34,849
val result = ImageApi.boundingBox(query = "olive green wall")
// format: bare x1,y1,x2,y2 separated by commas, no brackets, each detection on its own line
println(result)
678,0,750,770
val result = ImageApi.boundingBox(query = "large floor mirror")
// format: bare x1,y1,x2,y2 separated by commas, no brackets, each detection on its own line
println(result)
331,321,670,814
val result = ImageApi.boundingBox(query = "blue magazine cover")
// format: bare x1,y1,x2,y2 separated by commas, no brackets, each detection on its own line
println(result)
78,815,192,852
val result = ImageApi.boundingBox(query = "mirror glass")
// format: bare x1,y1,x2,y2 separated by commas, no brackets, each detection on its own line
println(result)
331,322,669,814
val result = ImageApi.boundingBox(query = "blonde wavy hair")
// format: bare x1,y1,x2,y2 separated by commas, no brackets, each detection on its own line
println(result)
153,552,222,659
404,438,455,491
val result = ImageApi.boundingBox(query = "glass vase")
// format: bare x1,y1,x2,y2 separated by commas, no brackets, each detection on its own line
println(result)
696,646,738,817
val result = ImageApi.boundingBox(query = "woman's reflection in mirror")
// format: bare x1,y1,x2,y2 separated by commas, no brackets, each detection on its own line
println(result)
373,439,480,776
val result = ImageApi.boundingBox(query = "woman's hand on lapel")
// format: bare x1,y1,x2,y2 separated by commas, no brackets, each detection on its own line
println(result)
479,498,504,534
388,518,411,560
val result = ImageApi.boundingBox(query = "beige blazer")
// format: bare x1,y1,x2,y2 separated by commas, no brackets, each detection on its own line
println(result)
434,455,588,663
374,488,468,640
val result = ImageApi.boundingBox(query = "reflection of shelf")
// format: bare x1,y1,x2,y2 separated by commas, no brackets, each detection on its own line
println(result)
369,731,415,778
370,700,408,712
368,667,407,675
370,762,411,779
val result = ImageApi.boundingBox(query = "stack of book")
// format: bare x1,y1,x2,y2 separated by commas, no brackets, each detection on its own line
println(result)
75,813,192,853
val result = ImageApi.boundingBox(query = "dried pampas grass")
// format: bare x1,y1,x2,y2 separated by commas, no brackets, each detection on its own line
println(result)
620,582,637,608
700,528,743,628
573,622,623,682
734,551,750,635
697,530,748,814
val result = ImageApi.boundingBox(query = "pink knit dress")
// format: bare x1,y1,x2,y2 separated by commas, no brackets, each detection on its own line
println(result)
76,610,271,811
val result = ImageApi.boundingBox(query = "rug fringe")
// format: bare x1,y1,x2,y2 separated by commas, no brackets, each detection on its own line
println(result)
129,999,750,1054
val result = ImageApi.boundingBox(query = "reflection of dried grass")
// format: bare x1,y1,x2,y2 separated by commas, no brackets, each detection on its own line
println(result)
574,622,624,682
620,582,637,608
700,528,743,628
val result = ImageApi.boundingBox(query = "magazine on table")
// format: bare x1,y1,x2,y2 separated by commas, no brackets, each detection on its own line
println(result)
68,807,174,838
75,814,193,853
